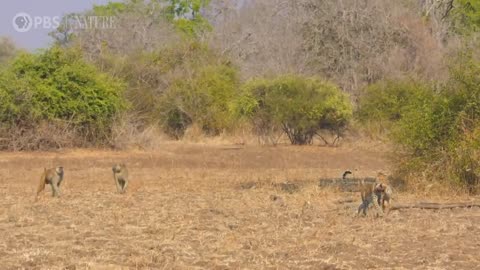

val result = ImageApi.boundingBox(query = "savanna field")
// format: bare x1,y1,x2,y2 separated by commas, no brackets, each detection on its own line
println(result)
1,0,480,269
1,142,479,269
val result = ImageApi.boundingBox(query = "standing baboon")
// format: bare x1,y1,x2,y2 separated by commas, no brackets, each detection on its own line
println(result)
112,163,129,194
36,167,64,199
375,172,393,215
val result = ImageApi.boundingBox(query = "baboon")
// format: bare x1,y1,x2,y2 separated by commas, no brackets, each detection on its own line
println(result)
36,167,64,199
357,172,392,217
112,163,129,194
376,172,393,215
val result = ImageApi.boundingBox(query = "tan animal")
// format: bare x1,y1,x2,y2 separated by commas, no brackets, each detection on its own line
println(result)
112,163,129,194
357,172,392,217
36,167,64,199
376,172,393,215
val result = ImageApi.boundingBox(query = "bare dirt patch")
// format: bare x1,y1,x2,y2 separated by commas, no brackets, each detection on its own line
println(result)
0,142,479,269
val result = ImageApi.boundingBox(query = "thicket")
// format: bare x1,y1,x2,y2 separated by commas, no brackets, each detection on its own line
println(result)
159,63,238,138
398,52,480,193
356,80,435,131
240,75,352,145
0,47,126,150
357,51,480,193
54,0,228,140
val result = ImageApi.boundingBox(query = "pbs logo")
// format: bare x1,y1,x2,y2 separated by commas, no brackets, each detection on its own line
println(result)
13,12,32,33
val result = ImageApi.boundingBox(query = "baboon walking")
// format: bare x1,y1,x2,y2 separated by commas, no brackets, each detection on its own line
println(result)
36,167,64,199
375,172,393,215
112,163,129,194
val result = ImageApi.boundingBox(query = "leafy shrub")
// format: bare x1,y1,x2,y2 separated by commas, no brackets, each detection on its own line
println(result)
240,75,352,145
393,53,480,152
158,64,238,138
357,80,434,124
391,52,480,193
95,40,221,125
0,46,126,148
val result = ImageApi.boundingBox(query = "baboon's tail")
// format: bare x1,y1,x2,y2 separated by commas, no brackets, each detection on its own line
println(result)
342,170,352,179
359,177,366,202
35,168,47,200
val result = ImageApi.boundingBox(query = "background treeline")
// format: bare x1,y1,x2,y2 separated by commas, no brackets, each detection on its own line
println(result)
0,0,479,192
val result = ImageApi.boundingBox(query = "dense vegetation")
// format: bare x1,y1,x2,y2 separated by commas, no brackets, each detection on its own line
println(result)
357,51,480,192
0,0,479,191
241,75,352,145
0,47,125,149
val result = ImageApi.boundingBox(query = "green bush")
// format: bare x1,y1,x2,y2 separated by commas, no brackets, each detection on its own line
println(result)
357,80,434,124
241,75,352,145
394,53,480,152
390,52,480,192
0,46,126,145
158,64,238,138
95,40,221,126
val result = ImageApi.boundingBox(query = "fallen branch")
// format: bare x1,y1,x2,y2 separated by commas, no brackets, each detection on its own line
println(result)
391,202,480,211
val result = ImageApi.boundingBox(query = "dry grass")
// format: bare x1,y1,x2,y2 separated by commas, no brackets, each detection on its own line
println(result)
0,142,479,269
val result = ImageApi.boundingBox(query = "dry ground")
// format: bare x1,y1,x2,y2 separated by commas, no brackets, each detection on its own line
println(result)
0,142,479,269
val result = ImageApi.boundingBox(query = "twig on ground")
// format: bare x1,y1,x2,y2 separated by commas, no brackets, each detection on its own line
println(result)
391,202,480,211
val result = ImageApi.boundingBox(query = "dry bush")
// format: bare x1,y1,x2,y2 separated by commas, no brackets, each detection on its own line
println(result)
58,2,182,107
391,160,469,197
225,121,263,145
180,121,265,146
57,3,179,58
181,123,207,143
0,37,18,65
209,0,311,79
110,113,167,151
180,123,255,145
302,0,449,93
0,121,79,151
252,123,285,146
210,0,449,94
